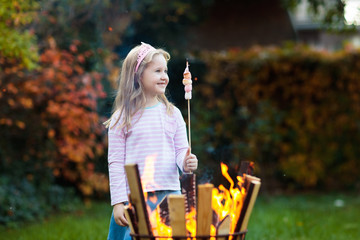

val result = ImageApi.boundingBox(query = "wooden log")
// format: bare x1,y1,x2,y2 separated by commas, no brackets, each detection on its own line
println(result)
216,215,231,240
238,162,255,192
245,174,261,183
196,183,213,237
124,205,138,235
212,209,220,228
125,164,153,240
244,175,261,192
180,173,196,214
168,194,187,239
238,161,254,176
158,195,170,226
234,180,261,240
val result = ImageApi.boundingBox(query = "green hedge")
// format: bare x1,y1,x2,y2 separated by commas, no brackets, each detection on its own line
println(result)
0,174,80,227
191,44,360,190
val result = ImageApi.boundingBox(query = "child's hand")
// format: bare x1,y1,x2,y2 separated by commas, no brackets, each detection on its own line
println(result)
183,148,198,172
113,203,129,226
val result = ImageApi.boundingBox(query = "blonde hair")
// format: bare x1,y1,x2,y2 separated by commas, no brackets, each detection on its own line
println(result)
104,44,174,130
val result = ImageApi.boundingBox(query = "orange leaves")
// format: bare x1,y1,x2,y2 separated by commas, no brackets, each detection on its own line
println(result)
15,120,26,129
1,42,107,197
19,97,33,109
0,118,13,126
5,83,18,94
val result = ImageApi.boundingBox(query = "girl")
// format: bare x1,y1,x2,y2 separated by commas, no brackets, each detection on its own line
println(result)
104,42,198,240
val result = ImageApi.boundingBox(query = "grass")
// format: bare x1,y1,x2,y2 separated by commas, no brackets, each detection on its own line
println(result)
0,201,112,240
1,193,359,240
247,193,360,240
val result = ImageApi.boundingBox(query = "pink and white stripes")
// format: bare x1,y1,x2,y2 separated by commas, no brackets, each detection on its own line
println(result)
107,103,188,205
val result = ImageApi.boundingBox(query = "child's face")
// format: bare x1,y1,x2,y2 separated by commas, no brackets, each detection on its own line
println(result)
141,54,169,99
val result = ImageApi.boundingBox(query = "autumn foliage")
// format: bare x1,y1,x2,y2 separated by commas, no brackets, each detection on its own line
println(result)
0,40,108,198
193,45,360,190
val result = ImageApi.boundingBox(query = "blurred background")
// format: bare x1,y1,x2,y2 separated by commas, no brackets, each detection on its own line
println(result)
1,0,360,239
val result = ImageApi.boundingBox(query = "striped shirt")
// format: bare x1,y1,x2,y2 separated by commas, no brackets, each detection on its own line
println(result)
107,102,189,205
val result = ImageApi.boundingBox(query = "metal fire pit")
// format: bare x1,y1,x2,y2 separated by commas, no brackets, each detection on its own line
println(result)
130,230,247,240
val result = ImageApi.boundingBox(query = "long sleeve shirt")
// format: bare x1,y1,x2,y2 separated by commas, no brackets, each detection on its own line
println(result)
107,102,189,206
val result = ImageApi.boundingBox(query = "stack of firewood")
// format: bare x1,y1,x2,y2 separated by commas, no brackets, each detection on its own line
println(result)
124,163,261,240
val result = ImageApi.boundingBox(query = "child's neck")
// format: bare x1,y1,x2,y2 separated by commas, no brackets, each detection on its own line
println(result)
145,97,159,108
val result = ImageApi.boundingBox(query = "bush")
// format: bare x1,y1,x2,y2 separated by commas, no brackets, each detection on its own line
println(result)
0,175,80,227
191,44,360,190
0,41,109,227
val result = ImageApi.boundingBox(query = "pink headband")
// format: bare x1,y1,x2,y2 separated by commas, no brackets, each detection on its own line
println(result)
135,42,155,73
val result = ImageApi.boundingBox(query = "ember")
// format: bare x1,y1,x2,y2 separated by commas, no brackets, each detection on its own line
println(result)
124,162,261,240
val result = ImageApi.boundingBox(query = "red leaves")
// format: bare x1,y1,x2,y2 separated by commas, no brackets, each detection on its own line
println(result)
1,43,108,196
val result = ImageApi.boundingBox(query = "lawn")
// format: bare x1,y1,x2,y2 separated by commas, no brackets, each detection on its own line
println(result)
1,193,359,240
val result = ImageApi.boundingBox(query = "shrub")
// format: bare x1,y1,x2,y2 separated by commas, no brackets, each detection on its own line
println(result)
192,45,360,190
0,41,109,225
0,175,80,227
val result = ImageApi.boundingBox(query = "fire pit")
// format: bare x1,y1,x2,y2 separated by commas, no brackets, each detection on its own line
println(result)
124,162,261,240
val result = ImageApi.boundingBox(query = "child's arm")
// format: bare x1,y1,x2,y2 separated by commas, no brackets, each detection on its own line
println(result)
113,203,129,226
108,122,128,205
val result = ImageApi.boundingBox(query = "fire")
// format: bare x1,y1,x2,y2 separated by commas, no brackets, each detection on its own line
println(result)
212,163,246,234
144,162,246,238
142,154,173,238
142,154,158,200
185,207,196,237
150,206,172,238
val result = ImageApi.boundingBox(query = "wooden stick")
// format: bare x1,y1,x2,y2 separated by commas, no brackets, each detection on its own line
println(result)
234,180,261,239
158,196,170,226
216,215,231,240
196,183,213,236
180,173,196,215
245,175,261,183
168,195,187,238
125,164,153,240
124,205,137,235
187,99,191,149
244,174,261,192
238,161,254,176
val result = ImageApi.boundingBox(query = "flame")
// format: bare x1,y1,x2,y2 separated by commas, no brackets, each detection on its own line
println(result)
142,154,158,200
150,206,172,239
212,163,246,234
185,207,197,237
141,154,174,239
144,162,246,239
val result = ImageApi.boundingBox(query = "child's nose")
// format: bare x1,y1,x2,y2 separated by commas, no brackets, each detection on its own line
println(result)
161,72,168,79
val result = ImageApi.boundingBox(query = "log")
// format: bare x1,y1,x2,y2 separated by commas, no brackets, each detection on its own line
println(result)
196,183,213,237
234,180,261,240
216,215,231,239
158,195,170,226
238,161,255,191
125,164,153,240
180,173,196,214
124,205,138,235
168,194,187,238
244,175,261,192
238,161,254,176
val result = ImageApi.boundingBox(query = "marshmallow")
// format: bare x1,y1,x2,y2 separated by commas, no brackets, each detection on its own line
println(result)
183,61,192,100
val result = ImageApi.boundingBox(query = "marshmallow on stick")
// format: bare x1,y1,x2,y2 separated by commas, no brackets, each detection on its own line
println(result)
183,61,192,100
183,60,192,149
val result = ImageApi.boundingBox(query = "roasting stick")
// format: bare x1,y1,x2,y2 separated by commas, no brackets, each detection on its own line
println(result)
183,60,193,173
187,99,191,149
181,60,196,220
